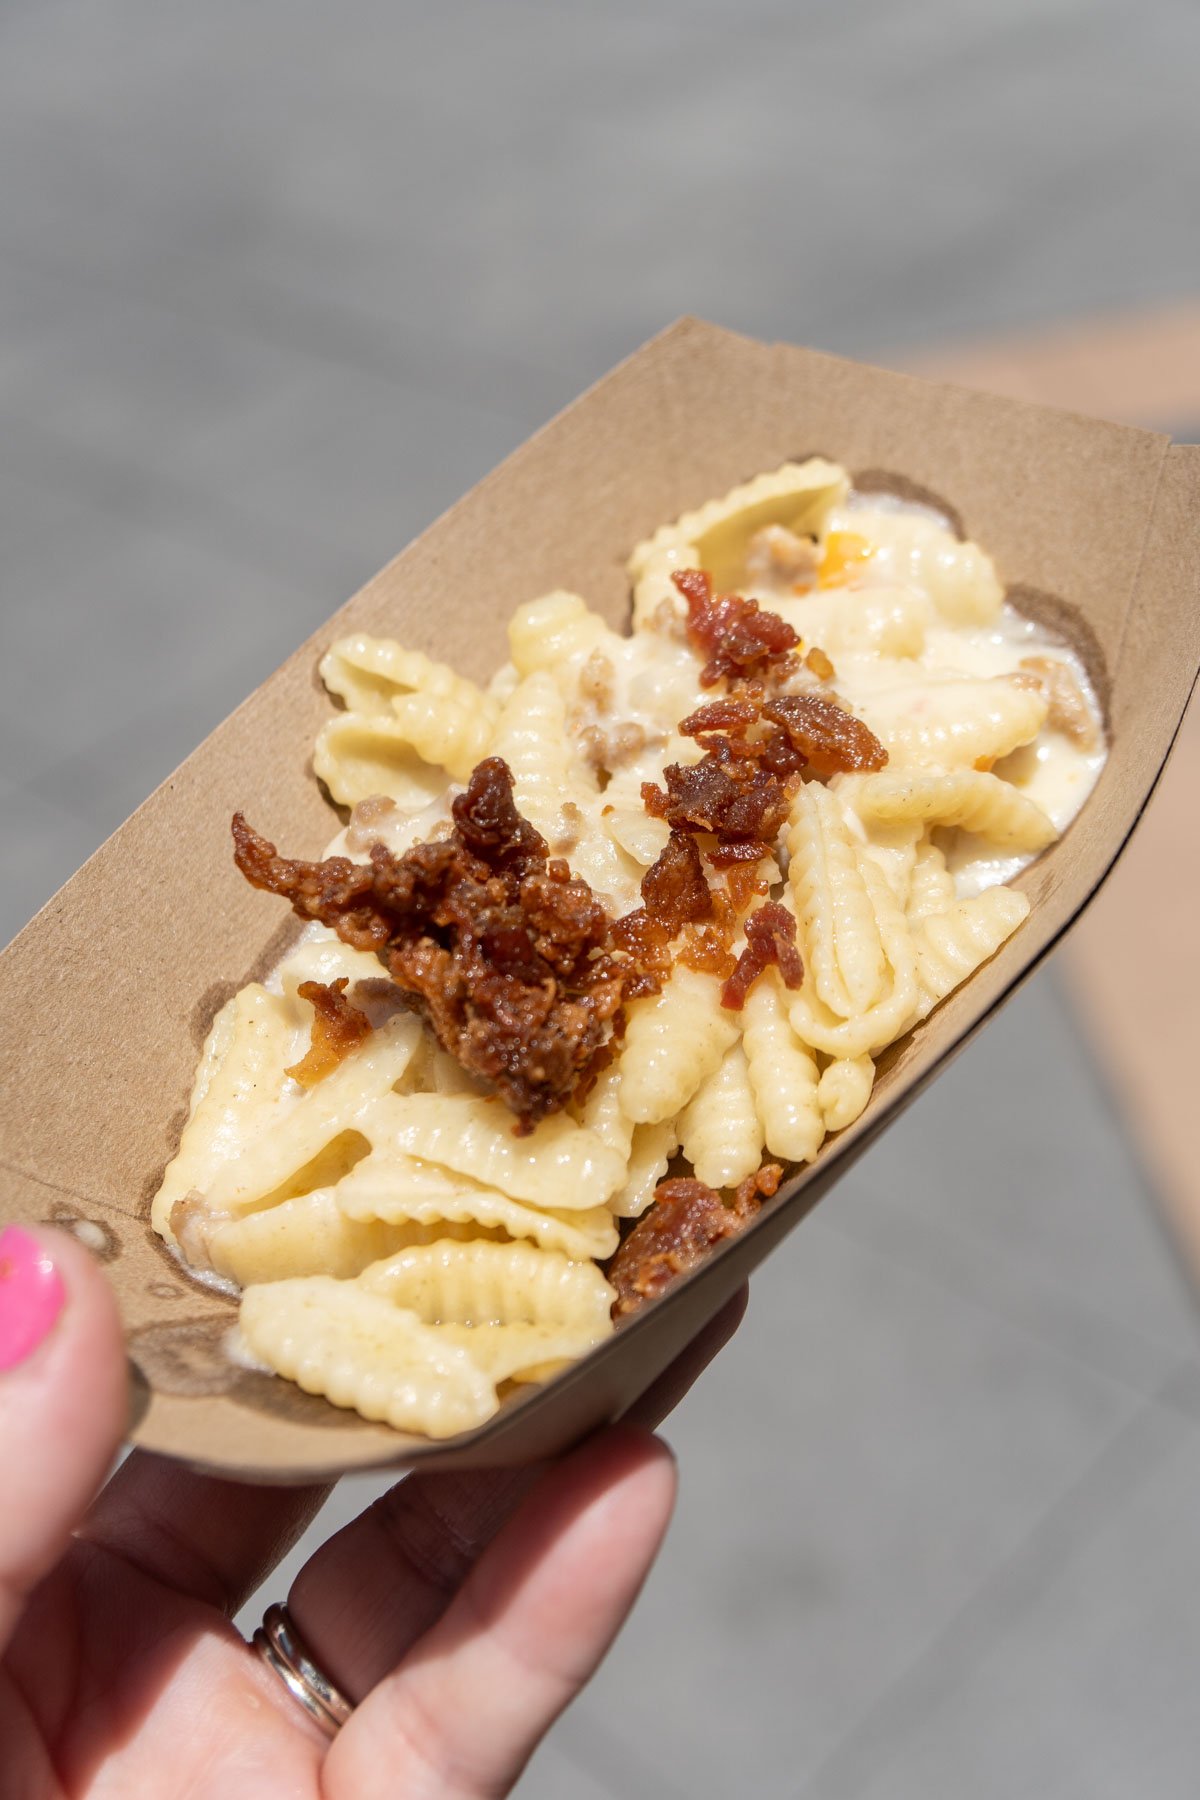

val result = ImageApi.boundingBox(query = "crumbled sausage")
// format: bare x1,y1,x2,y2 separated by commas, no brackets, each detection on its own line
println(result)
745,524,820,589
1012,657,1100,750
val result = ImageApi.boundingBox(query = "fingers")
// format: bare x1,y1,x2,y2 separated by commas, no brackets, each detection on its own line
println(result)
80,1452,331,1617
327,1426,676,1800
288,1284,748,1700
0,1225,127,1650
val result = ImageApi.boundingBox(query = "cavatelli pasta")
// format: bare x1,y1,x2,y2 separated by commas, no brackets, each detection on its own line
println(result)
817,1056,875,1132
678,1043,764,1190
861,677,1048,770
911,886,1031,1019
788,858,919,1058
740,969,824,1164
369,1094,628,1210
239,1278,499,1438
847,768,1058,852
155,454,1105,1444
787,782,887,1018
618,965,740,1126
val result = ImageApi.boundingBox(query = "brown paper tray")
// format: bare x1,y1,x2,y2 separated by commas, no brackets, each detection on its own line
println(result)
2,319,1198,1482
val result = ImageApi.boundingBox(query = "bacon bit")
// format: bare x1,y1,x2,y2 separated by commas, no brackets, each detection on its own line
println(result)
233,760,632,1132
613,829,714,981
974,755,995,773
725,861,769,912
761,692,888,777
678,696,760,737
642,751,794,864
739,1161,784,1204
640,828,714,932
677,928,738,980
609,1161,784,1316
673,568,799,687
720,902,804,1009
644,694,807,869
674,862,768,981
285,978,373,1087
817,530,873,587
805,645,836,682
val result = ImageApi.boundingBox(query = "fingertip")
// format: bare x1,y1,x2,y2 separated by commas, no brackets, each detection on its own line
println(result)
0,1222,121,1374
0,1223,128,1641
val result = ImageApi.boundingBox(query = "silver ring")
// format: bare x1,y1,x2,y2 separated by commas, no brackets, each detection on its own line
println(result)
252,1602,354,1738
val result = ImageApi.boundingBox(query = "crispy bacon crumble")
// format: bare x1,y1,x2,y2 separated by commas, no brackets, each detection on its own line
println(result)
609,1162,784,1317
285,978,373,1087
761,692,888,776
673,567,800,686
643,691,806,867
234,759,631,1132
720,901,805,1010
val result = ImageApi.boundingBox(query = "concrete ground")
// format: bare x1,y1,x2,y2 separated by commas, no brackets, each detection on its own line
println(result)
2,3,1199,1794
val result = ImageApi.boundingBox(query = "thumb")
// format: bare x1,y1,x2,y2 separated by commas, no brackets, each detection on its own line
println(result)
0,1223,127,1650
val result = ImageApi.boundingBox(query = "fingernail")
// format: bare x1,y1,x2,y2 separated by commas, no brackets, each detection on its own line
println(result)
0,1227,67,1370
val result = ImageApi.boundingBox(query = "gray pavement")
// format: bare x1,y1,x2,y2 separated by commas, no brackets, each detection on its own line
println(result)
3,3,1200,1795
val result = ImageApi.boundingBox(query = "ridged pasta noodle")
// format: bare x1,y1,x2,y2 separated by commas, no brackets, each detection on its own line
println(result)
740,969,823,1163
817,1056,875,1132
829,505,1003,625
152,985,295,1241
905,837,957,925
911,886,1031,1019
630,460,849,627
198,1014,422,1217
205,1188,480,1287
788,859,919,1057
507,590,616,677
492,672,639,903
361,1237,614,1331
787,782,887,1018
315,634,498,798
239,1278,499,1437
678,1043,764,1190
847,768,1058,852
313,713,456,810
320,634,493,724
371,1093,628,1210
609,1121,680,1219
576,1061,635,1163
358,1240,615,1386
618,965,740,1126
862,678,1048,770
764,585,933,659
335,1145,619,1260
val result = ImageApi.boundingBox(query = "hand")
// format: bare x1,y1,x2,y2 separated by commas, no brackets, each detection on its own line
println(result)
0,1225,744,1798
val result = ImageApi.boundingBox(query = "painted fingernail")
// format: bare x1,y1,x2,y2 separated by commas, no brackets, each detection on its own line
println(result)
0,1227,67,1370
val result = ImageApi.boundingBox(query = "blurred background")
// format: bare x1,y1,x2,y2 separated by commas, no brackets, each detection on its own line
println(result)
3,2,1199,1794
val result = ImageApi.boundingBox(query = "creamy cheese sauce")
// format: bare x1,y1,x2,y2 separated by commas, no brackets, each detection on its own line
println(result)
745,492,1107,900
307,487,1104,931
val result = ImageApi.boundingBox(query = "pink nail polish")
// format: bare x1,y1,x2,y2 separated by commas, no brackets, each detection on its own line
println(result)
0,1227,67,1370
